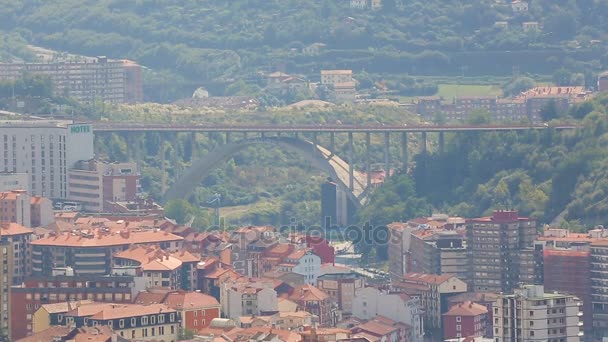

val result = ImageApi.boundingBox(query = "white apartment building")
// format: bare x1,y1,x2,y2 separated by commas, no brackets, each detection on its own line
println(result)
0,120,94,200
0,173,28,192
352,287,424,342
278,249,321,285
493,284,584,342
221,280,278,319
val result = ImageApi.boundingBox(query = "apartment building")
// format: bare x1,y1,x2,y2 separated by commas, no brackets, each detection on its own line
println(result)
113,245,183,290
30,228,183,276
0,173,28,192
393,273,467,333
135,289,220,330
448,292,498,338
0,57,143,104
0,222,34,285
492,284,584,342
320,70,353,85
277,249,321,285
0,241,12,340
0,190,53,227
409,229,470,286
590,239,608,339
68,159,140,212
0,120,94,199
351,316,409,342
443,301,488,340
10,275,140,340
466,210,537,293
289,284,336,327
221,279,278,320
317,271,365,314
351,287,424,342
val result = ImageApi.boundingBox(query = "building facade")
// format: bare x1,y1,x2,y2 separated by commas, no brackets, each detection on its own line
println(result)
0,120,94,199
320,70,353,85
0,222,34,285
492,285,584,342
317,272,365,314
466,210,537,293
68,160,140,212
0,57,143,104
443,301,488,340
0,241,12,340
0,173,28,193
590,240,608,339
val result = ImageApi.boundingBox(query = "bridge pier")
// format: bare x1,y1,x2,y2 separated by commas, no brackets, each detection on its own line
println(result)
260,132,266,139
384,132,390,180
226,132,231,144
330,132,335,152
366,132,371,187
348,132,354,191
439,131,445,154
190,132,197,161
422,131,427,154
401,132,408,172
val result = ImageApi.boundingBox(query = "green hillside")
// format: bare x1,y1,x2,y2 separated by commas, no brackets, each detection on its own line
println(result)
1,0,606,97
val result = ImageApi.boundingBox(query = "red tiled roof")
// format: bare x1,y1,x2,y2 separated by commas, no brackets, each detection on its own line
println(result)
163,291,220,310
0,222,34,236
444,301,488,316
403,272,454,285
31,229,183,247
89,304,175,320
114,245,182,271
290,284,329,301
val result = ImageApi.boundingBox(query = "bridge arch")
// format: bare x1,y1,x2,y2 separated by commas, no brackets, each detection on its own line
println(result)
163,137,368,206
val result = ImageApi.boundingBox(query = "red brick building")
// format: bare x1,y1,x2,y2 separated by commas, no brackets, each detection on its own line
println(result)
443,301,488,340
10,275,136,340
134,289,220,330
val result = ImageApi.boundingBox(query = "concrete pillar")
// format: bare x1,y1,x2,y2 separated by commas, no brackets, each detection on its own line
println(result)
330,132,335,152
348,131,354,191
226,132,231,144
401,132,408,172
243,132,248,140
366,132,371,187
384,132,390,180
190,132,197,161
439,131,445,154
422,131,427,154
260,132,266,139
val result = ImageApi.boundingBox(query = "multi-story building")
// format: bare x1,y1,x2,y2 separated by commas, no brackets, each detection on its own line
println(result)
0,120,94,199
10,275,141,340
598,71,608,92
0,241,12,340
134,289,220,331
590,239,608,339
0,190,53,227
448,292,498,338
0,57,143,104
0,222,34,285
113,245,183,290
221,279,278,320
387,222,413,280
277,249,321,285
317,271,365,314
289,284,336,327
443,301,488,340
68,160,140,212
320,70,353,85
393,273,468,333
0,172,29,192
30,228,183,277
492,284,584,342
352,287,424,342
351,315,409,342
409,229,470,286
466,210,537,293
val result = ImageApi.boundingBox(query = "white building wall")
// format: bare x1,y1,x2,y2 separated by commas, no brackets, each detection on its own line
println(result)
0,173,29,193
257,288,279,313
292,252,321,285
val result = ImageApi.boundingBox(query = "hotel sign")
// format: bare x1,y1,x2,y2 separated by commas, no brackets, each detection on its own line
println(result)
70,125,91,134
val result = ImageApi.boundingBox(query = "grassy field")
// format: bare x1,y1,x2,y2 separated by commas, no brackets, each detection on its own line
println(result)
437,84,503,98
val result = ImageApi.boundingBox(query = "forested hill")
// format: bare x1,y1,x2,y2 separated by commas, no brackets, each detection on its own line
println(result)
1,0,606,86
359,94,608,230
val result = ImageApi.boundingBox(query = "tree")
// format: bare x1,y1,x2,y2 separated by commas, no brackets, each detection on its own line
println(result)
540,99,559,121
503,76,536,97
178,328,196,341
553,68,572,86
164,199,193,224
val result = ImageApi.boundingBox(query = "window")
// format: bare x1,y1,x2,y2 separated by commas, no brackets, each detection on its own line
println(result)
529,310,534,316
131,318,136,326
456,325,461,331
456,316,461,322
530,331,535,337
171,325,175,334
131,331,135,339
159,315,165,323
530,321,534,327
119,319,125,328
170,313,175,322
143,328,148,337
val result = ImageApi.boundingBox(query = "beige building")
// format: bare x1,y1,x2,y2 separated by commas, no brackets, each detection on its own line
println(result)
493,285,584,341
387,222,413,280
317,271,365,314
221,279,278,319
0,190,53,228
0,241,12,339
88,304,180,341
0,57,143,104
113,246,183,290
321,70,353,85
0,222,34,285
393,273,467,332
0,173,28,193
68,160,139,212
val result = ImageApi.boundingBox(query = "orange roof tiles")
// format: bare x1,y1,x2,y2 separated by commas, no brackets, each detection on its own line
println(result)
286,249,308,260
290,284,329,302
403,272,454,285
0,222,34,236
444,301,488,316
171,250,200,263
163,291,220,309
31,229,183,247
114,245,182,271
357,319,399,336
